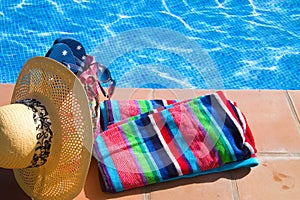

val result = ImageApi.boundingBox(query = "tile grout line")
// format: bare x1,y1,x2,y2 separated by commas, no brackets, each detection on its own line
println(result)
229,170,240,200
257,152,300,158
230,178,240,200
144,192,151,200
151,89,155,99
143,187,151,200
285,90,300,129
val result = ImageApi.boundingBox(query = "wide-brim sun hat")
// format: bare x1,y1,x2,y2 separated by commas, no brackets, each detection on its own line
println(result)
0,56,93,199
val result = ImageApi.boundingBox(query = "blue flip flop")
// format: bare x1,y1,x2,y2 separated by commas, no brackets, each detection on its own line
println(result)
45,43,82,74
53,37,87,66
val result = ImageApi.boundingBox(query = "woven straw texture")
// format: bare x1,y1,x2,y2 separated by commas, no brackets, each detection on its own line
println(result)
11,57,93,200
0,104,37,168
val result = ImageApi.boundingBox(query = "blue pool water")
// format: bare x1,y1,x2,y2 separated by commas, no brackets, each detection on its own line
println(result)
1,0,299,89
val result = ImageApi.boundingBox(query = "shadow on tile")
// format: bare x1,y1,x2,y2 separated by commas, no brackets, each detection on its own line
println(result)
80,156,251,200
0,168,31,199
147,167,251,193
1,158,252,200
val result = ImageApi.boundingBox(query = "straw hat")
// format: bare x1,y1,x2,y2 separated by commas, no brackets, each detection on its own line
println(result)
0,57,93,199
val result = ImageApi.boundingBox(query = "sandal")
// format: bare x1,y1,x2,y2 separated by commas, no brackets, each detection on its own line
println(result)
45,43,82,74
53,37,87,67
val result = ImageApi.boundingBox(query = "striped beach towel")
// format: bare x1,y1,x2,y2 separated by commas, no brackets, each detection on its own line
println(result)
93,91,258,192
99,99,179,131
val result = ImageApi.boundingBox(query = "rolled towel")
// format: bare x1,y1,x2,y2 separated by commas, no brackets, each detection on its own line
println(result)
93,91,258,192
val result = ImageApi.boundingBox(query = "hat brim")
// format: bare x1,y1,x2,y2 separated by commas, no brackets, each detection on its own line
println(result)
11,57,93,199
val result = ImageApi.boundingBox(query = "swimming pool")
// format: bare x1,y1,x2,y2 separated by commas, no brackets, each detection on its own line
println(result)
1,0,299,89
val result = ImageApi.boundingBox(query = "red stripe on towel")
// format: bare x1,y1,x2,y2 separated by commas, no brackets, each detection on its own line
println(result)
169,104,220,171
152,112,191,175
102,126,145,190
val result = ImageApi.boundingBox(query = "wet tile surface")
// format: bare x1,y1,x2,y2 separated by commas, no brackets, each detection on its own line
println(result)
236,157,300,200
0,85,299,200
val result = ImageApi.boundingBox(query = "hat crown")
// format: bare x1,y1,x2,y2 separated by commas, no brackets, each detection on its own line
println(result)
0,104,37,168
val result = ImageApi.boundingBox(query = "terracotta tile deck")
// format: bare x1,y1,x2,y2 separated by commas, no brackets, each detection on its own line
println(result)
0,84,299,200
